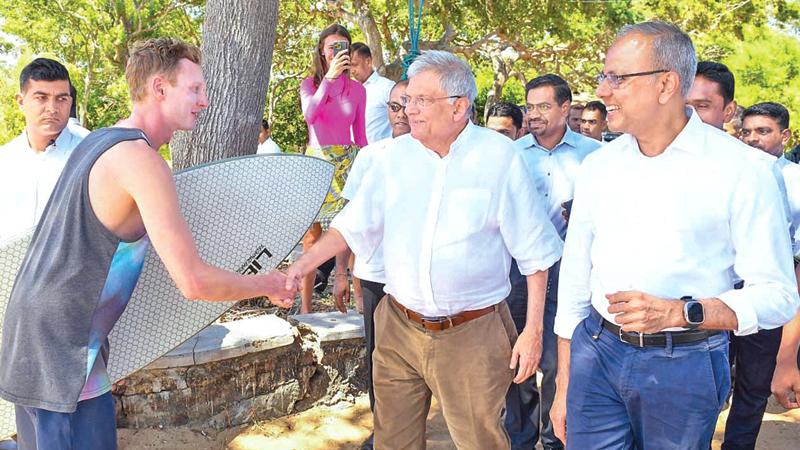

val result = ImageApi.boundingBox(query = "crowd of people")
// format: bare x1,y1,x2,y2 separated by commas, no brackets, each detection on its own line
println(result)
0,17,798,450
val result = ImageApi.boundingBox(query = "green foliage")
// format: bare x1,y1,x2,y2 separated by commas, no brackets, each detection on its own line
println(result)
0,0,203,142
1,0,799,150
723,24,800,142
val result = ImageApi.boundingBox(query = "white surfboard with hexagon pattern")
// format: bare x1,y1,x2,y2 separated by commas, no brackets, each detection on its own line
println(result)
0,153,333,438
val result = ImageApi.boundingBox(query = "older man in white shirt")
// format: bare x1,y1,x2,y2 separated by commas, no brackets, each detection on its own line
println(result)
550,22,799,450
350,43,395,144
0,58,85,243
288,50,562,449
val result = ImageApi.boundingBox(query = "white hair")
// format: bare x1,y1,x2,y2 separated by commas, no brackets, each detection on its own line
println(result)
407,50,478,106
616,21,697,96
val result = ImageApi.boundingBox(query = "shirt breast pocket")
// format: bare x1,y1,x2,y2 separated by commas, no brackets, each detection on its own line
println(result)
439,188,492,247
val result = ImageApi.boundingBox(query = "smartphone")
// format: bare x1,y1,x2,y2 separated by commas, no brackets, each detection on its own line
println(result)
332,40,349,56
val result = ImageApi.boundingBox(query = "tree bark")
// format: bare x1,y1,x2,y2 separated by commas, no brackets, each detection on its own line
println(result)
170,0,279,170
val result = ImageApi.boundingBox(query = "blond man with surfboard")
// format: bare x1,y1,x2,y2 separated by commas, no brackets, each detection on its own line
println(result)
0,38,295,450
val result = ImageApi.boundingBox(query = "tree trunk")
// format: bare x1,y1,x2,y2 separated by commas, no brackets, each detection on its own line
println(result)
170,0,279,170
352,0,385,70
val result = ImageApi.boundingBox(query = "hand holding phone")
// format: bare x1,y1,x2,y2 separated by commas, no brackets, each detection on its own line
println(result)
325,41,350,80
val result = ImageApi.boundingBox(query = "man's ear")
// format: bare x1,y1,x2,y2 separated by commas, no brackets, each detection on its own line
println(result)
151,75,167,99
15,92,23,108
561,101,571,118
657,72,681,105
454,97,471,120
781,127,792,148
722,100,738,124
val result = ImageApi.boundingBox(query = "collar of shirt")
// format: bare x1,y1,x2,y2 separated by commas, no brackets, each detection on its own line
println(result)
618,107,706,158
364,70,381,86
528,125,581,153
412,121,476,161
19,126,81,157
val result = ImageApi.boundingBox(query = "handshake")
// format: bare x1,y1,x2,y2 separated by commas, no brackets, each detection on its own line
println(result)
259,264,307,309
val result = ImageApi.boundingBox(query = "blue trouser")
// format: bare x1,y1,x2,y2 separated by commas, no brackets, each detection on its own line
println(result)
566,309,730,450
14,391,117,450
504,259,562,450
722,327,783,449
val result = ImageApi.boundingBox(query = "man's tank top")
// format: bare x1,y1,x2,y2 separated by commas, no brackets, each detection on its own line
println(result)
0,127,151,413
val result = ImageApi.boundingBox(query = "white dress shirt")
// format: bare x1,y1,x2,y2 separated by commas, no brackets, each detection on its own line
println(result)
341,137,392,283
514,127,601,238
257,137,282,154
67,117,91,138
362,71,394,144
332,122,563,317
555,111,799,339
0,127,85,243
776,155,800,256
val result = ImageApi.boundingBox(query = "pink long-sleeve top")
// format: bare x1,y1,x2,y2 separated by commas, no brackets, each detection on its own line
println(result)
300,76,368,148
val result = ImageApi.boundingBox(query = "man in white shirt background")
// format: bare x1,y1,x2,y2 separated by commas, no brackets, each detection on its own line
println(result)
256,118,282,154
689,61,800,448
0,58,85,243
738,102,800,439
350,43,395,144
287,50,562,449
550,21,799,449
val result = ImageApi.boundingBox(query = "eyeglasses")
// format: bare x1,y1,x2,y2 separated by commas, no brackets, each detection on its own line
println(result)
596,69,668,89
386,101,405,113
525,102,554,114
399,95,462,109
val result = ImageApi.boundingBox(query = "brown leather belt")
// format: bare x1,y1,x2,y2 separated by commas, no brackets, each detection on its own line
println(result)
389,295,497,331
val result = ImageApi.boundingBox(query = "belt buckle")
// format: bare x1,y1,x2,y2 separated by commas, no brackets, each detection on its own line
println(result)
421,315,454,328
618,327,645,347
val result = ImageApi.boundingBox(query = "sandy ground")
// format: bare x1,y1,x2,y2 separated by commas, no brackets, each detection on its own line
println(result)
118,393,800,450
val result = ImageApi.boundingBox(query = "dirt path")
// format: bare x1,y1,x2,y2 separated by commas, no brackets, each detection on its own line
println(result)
119,393,799,450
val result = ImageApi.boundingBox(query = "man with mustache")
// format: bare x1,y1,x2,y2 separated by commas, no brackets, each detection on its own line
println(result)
0,58,85,243
509,74,600,450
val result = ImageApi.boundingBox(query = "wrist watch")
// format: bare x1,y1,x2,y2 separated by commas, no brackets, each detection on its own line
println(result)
681,295,704,330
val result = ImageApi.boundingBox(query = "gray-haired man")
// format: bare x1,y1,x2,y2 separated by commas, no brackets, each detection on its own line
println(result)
287,50,562,449
551,21,799,449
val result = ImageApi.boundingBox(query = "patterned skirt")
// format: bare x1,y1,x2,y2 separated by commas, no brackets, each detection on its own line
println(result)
305,144,359,228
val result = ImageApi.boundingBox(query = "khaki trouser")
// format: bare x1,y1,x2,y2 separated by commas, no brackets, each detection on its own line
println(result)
373,296,518,450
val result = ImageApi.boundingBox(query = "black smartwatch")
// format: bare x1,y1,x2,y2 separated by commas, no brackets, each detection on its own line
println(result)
681,296,704,330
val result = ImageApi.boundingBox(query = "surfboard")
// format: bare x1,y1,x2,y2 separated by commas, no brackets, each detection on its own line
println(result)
0,153,333,438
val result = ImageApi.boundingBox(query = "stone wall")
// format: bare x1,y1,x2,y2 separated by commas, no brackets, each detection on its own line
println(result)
113,311,367,430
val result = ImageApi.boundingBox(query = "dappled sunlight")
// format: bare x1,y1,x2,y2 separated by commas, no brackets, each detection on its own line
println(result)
227,396,373,450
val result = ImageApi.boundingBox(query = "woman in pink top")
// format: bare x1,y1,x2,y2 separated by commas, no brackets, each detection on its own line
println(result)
299,24,367,314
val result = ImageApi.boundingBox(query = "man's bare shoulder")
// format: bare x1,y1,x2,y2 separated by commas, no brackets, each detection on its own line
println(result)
94,137,172,188
101,138,165,167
